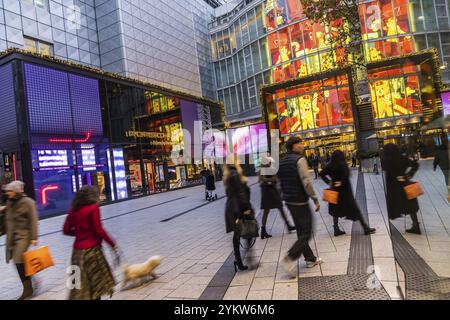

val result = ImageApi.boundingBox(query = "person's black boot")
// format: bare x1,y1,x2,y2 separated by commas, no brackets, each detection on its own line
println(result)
261,226,272,239
364,227,376,235
287,224,296,232
18,279,33,300
334,225,346,237
406,223,421,235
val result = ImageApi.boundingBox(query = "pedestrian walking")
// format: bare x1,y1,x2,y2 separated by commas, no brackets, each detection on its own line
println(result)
381,143,421,234
433,139,449,190
205,169,217,201
311,151,320,179
259,160,296,239
63,185,117,300
278,136,323,277
0,181,38,300
320,150,376,237
224,163,253,272
351,151,357,168
200,168,208,200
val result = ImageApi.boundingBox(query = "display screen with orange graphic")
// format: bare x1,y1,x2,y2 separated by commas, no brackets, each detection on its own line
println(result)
369,65,422,120
274,74,353,135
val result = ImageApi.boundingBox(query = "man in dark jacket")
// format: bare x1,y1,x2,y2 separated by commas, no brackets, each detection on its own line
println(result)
434,141,449,191
278,136,323,277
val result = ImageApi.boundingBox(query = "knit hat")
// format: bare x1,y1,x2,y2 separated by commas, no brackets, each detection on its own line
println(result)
5,181,24,193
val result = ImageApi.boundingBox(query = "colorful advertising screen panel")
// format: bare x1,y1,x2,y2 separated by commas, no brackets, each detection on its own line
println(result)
274,75,353,135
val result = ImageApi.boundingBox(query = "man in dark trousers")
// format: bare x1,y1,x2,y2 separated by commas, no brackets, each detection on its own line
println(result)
278,136,323,277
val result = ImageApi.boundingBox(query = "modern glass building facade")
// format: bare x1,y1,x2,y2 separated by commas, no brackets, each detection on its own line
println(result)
0,50,221,218
210,0,447,158
210,0,450,122
0,0,218,99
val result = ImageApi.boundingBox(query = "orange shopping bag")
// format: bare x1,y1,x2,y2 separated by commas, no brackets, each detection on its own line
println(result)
323,189,339,205
404,182,424,200
23,246,54,277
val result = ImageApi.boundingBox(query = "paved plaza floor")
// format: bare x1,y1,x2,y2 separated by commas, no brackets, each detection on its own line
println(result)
0,160,449,300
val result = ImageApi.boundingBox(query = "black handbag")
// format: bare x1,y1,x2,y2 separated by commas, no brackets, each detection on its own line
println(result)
237,217,259,240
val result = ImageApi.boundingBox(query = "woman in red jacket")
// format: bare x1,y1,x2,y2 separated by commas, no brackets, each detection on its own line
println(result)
63,185,117,300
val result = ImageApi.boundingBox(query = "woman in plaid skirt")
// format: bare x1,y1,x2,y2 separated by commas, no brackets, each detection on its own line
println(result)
63,186,117,300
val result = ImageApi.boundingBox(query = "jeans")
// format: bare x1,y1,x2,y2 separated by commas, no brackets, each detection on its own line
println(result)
286,204,316,262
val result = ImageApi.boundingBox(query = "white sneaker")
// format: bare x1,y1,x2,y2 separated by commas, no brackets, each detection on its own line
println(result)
306,257,323,268
281,256,297,277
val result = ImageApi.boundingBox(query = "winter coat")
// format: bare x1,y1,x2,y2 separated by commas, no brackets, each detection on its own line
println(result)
383,156,420,219
224,169,252,234
205,173,216,191
434,145,449,171
320,164,361,221
259,174,282,210
4,194,38,263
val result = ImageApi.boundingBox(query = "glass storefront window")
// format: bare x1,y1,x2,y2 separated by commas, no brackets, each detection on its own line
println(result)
256,4,266,36
235,19,242,49
251,42,262,72
248,9,258,42
423,0,438,30
260,38,271,69
286,0,303,22
408,0,425,32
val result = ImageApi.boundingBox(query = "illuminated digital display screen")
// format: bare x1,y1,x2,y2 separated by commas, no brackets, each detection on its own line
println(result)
113,149,128,200
81,146,96,172
442,92,450,118
38,150,68,168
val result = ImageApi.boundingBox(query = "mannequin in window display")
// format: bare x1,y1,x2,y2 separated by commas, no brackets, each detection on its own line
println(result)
299,93,319,130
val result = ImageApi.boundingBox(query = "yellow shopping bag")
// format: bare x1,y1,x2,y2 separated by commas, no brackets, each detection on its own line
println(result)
23,246,54,277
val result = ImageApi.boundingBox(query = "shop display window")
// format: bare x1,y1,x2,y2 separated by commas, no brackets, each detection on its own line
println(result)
273,74,354,134
276,100,290,134
286,0,303,22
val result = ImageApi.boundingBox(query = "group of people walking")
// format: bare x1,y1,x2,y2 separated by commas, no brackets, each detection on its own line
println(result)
224,135,431,277
1,181,118,300
0,134,445,298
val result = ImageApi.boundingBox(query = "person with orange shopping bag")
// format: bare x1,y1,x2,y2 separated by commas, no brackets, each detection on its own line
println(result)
63,185,118,300
319,151,376,237
0,181,39,300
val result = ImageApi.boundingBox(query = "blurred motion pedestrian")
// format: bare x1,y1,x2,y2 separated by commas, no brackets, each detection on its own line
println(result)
224,163,253,272
320,150,376,237
259,158,296,239
382,143,421,234
278,136,323,277
433,138,449,191
311,151,320,179
63,185,117,300
1,180,38,300
205,169,217,201
351,151,357,168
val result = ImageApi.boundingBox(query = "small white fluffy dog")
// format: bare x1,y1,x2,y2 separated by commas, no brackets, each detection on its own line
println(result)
122,255,162,288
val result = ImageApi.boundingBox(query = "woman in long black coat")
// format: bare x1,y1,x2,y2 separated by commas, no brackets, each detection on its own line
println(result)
382,143,421,234
224,163,253,271
320,150,376,236
259,165,295,239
